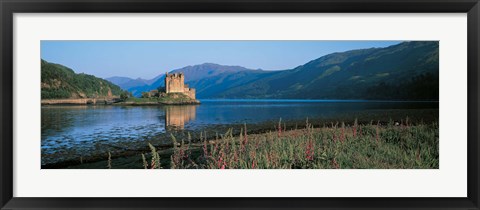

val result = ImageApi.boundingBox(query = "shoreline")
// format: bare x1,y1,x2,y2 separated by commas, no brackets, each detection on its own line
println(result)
41,98,201,106
41,110,439,167
42,118,439,169
41,98,120,105
113,100,201,106
41,98,438,106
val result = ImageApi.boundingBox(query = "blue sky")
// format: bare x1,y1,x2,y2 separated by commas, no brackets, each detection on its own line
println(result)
41,41,401,79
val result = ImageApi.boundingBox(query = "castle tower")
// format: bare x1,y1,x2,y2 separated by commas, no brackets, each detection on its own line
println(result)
165,72,185,93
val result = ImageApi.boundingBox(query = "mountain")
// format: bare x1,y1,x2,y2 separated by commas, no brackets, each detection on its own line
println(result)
218,41,439,100
105,76,149,90
41,59,124,99
110,63,265,97
105,76,136,85
108,41,439,100
185,70,277,98
171,63,259,81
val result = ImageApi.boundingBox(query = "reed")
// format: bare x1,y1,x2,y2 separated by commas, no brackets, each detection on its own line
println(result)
147,118,438,169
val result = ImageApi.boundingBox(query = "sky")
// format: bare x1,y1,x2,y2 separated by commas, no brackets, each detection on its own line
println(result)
41,41,402,79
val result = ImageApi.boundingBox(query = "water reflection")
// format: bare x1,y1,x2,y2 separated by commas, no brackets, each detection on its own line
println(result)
164,105,198,130
41,100,438,165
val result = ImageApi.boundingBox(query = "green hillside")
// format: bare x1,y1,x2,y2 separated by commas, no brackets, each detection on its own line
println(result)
41,59,124,99
105,41,439,100
216,41,439,100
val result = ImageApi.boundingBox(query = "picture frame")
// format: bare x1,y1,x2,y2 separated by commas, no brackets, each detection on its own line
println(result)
1,0,479,209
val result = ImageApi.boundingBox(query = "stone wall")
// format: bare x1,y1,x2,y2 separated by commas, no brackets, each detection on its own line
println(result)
165,72,196,100
184,88,196,100
165,73,185,93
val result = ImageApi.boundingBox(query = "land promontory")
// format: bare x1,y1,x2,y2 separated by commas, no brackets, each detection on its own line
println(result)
41,60,200,105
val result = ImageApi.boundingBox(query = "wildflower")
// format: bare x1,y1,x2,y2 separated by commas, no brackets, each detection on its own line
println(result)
332,131,337,143
233,149,238,162
332,158,339,169
416,148,421,161
278,118,282,137
243,123,248,146
151,160,156,169
305,140,314,161
217,154,224,169
141,153,148,169
203,140,209,158
250,150,257,169
353,119,358,138
340,122,345,143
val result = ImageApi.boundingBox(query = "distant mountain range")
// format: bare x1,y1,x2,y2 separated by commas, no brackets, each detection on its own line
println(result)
106,63,264,97
106,41,439,100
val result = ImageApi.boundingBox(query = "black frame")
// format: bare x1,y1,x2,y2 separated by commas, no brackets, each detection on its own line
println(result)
1,0,479,209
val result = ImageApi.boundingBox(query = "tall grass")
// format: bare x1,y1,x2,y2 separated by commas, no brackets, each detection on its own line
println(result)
146,118,439,169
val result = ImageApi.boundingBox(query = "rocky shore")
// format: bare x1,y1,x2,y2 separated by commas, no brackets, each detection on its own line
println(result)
41,98,121,105
41,97,200,106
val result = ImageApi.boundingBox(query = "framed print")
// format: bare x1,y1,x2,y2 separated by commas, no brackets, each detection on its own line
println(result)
1,0,479,209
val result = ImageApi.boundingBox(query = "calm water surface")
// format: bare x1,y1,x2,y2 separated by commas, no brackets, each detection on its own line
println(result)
41,99,438,165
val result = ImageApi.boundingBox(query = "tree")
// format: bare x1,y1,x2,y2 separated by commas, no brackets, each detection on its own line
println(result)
120,91,129,100
157,86,166,93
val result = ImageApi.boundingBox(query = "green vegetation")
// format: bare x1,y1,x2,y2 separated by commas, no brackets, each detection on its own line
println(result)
121,92,199,104
109,41,439,100
124,97,159,103
364,73,439,100
216,41,439,100
41,59,124,99
157,93,198,104
120,91,132,100
138,119,438,169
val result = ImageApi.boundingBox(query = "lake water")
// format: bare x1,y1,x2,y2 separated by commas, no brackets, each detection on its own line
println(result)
41,99,438,165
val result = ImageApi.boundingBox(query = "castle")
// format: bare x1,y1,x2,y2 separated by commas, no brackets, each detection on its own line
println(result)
165,72,196,99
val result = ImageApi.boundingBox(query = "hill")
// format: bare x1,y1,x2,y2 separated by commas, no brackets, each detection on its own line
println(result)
219,41,439,100
107,41,439,100
41,59,124,99
108,63,266,97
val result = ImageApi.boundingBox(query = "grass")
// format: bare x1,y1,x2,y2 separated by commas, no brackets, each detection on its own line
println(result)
124,97,159,103
121,93,198,104
139,118,438,169
157,93,197,104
